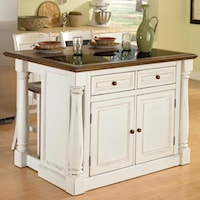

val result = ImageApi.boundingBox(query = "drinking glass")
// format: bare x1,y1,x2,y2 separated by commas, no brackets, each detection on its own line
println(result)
73,36,83,55
122,33,131,51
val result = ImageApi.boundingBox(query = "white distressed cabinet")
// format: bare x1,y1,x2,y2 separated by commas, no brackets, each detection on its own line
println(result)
90,63,178,176
136,90,175,164
90,96,135,175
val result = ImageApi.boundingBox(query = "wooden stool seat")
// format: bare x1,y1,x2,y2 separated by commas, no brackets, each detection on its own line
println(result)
28,82,41,94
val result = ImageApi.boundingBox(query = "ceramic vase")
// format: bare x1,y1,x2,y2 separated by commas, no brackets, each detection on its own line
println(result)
136,4,158,53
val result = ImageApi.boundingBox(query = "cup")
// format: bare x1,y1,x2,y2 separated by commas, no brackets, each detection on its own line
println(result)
73,36,83,55
122,33,131,51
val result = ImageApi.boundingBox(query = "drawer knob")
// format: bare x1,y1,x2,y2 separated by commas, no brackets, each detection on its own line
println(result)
112,81,118,86
130,129,135,134
156,75,160,80
137,128,142,133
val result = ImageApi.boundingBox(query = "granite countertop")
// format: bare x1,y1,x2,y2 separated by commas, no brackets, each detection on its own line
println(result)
4,46,197,72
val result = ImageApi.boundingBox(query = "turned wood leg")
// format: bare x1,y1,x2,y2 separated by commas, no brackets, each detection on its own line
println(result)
68,86,84,175
14,64,29,167
179,60,193,165
66,86,85,195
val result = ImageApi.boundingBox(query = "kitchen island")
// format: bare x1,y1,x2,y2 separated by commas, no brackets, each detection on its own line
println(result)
4,46,197,195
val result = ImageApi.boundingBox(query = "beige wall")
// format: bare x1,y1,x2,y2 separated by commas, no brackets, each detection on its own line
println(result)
186,0,200,72
153,0,199,72
18,0,200,72
154,0,187,51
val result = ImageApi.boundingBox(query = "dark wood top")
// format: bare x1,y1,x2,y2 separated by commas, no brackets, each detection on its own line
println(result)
4,46,197,72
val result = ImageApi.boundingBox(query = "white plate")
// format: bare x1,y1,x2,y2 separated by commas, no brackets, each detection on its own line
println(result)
90,42,120,49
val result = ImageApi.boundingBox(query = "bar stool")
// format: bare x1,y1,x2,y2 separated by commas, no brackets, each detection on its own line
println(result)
59,30,93,47
11,32,51,157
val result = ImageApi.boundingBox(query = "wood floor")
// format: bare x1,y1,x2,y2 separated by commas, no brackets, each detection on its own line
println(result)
0,79,200,200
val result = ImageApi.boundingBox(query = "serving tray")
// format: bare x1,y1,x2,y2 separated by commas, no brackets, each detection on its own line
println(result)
37,1,61,27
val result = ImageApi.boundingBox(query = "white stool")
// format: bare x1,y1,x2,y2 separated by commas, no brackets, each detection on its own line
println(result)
11,32,51,156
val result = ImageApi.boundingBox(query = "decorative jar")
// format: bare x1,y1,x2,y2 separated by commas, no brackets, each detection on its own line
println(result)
136,4,158,53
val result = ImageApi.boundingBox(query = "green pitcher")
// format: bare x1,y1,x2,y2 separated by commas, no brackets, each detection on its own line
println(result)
136,3,159,53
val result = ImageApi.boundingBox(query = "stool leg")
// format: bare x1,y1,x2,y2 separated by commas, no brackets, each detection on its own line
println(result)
11,130,17,150
36,93,41,157
11,117,18,150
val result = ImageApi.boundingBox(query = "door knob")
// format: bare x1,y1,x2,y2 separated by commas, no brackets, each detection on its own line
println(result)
137,128,142,133
112,81,117,86
155,75,160,80
130,129,135,134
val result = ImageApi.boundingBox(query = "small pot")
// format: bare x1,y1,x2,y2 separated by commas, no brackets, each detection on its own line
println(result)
69,15,82,27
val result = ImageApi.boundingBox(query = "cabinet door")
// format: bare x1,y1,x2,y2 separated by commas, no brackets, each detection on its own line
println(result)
136,90,175,164
90,97,135,176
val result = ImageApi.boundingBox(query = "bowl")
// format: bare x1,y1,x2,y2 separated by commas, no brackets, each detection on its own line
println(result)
94,37,116,45
37,41,61,50
18,16,48,31
95,11,111,25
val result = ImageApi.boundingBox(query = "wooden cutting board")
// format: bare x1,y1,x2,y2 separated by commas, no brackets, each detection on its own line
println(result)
37,1,61,27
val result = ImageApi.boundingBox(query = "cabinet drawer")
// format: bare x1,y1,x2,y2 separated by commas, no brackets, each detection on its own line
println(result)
91,72,135,95
137,67,176,88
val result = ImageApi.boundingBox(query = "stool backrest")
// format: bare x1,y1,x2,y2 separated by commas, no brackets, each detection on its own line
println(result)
13,32,52,51
59,30,93,47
